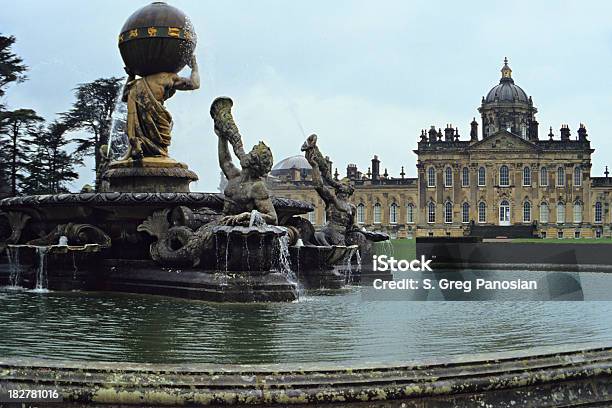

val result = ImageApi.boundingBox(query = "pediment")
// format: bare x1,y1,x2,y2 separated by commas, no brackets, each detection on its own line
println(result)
468,130,539,152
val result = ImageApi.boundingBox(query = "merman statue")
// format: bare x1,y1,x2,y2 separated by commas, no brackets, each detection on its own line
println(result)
139,97,278,266
301,134,389,250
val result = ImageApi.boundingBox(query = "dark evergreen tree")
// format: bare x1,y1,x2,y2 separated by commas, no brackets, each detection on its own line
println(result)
22,121,81,194
61,77,123,190
0,34,29,196
0,34,28,102
0,109,44,195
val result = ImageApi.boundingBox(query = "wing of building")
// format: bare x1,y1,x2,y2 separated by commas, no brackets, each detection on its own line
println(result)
268,59,611,239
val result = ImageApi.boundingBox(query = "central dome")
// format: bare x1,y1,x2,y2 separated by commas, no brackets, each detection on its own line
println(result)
272,155,312,171
484,58,529,104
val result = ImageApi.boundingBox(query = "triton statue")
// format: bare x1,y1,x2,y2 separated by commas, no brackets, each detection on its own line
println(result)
302,135,389,249
139,97,278,266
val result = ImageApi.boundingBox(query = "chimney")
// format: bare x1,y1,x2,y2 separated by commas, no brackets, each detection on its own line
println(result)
371,155,380,181
428,126,437,142
346,163,358,180
325,155,333,171
444,124,454,141
560,125,571,141
470,118,478,142
577,123,588,141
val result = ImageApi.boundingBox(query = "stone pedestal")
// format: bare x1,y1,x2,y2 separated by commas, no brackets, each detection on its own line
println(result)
102,157,198,193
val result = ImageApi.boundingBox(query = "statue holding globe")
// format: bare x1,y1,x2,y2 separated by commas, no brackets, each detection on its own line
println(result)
121,55,199,160
103,1,200,192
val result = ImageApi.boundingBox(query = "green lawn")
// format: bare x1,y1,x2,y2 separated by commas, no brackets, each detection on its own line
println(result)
510,238,612,244
372,237,612,258
373,239,416,258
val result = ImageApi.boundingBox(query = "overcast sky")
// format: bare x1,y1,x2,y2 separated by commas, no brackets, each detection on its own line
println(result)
2,0,611,191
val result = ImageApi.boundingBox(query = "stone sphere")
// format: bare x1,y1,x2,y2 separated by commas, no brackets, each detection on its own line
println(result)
119,2,197,77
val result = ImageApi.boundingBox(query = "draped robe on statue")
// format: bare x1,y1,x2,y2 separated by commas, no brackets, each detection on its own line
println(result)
125,74,175,158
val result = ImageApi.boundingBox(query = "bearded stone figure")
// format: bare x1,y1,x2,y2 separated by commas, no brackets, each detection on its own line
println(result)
140,97,278,266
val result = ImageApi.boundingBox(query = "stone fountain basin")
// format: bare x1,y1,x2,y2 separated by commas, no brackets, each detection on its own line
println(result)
290,244,358,289
0,193,314,260
0,192,312,224
0,343,610,406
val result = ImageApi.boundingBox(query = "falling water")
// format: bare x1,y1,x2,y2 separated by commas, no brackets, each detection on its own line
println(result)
224,235,230,272
355,250,362,271
72,252,78,281
380,240,394,256
249,210,265,228
277,234,300,300
106,86,128,160
259,235,265,272
32,247,49,293
7,246,22,288
244,238,251,271
343,247,356,284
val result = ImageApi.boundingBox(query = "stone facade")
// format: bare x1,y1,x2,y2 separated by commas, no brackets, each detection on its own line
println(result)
268,60,612,239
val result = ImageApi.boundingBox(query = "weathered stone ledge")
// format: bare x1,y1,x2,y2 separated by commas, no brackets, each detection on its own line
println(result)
0,343,611,406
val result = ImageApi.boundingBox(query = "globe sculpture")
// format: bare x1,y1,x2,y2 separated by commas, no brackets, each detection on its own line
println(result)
103,1,200,192
118,1,197,76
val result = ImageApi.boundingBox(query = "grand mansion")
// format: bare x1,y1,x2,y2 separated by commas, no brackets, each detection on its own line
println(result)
268,59,612,239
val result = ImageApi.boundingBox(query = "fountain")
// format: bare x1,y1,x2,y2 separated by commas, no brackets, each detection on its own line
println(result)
0,3,350,301
1,2,611,407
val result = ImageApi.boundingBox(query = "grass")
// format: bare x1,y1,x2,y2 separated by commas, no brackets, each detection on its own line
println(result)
372,237,612,258
510,238,612,244
373,239,416,259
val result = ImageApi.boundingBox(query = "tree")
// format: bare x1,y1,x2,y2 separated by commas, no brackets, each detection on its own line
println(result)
0,109,44,195
0,34,28,101
61,77,123,190
0,34,29,195
22,121,81,194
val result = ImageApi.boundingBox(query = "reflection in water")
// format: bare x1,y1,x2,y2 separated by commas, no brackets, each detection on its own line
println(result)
0,285,611,364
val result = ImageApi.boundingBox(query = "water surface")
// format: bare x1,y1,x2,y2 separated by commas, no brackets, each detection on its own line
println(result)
1,280,611,364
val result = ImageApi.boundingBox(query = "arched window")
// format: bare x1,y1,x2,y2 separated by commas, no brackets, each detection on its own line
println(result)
574,166,582,187
523,166,531,186
573,201,583,223
462,167,469,187
557,167,565,187
444,167,453,187
428,202,436,223
462,202,470,223
407,203,415,224
499,165,510,186
557,202,565,224
356,203,365,224
389,203,398,224
444,202,453,223
373,203,381,224
595,202,603,223
540,202,549,224
478,167,486,186
427,167,436,187
540,166,548,187
478,202,486,223
523,201,531,222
